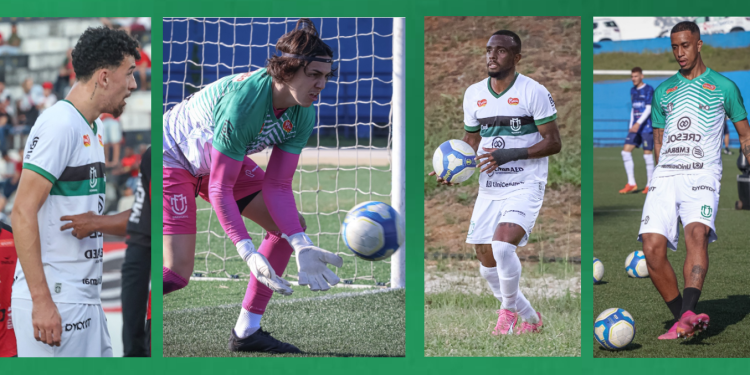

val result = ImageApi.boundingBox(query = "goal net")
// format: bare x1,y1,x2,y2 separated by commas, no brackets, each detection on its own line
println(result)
163,17,405,287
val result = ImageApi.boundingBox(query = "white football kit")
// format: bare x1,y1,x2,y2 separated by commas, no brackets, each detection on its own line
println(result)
463,73,557,245
12,100,112,357
638,68,747,250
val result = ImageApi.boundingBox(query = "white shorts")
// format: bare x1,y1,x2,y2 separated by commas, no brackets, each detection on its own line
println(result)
466,188,544,247
11,299,112,357
638,174,720,250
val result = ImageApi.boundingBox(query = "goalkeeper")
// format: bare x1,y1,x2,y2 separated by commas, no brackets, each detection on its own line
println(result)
162,18,340,354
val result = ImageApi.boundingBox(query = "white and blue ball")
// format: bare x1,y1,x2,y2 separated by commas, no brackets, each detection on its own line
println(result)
342,201,404,261
594,257,604,284
432,139,477,184
594,308,635,350
625,250,649,278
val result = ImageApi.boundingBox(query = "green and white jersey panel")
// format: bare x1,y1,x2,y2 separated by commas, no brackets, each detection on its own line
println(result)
463,73,557,200
652,68,747,179
13,100,106,305
162,68,315,177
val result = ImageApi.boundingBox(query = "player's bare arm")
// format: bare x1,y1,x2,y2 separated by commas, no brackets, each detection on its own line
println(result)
735,118,750,162
477,119,562,173
60,210,131,239
11,170,61,347
653,128,664,165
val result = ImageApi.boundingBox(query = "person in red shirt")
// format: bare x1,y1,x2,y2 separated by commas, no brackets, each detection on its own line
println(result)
135,44,150,91
0,222,17,357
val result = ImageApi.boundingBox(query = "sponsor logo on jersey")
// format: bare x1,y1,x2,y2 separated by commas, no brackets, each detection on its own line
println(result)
467,221,475,236
170,194,188,215
65,318,91,332
547,93,555,108
701,204,713,218
486,181,525,188
662,146,690,155
220,119,234,140
666,85,679,94
55,283,61,293
0,239,13,247
89,167,97,189
693,162,703,169
82,277,102,286
508,97,519,105
660,163,702,170
26,136,39,159
98,134,103,146
665,133,702,143
491,137,505,149
698,103,710,111
643,215,650,224
282,120,293,133
245,165,259,178
702,83,716,91
84,248,103,260
692,185,715,192
649,186,656,192
233,72,253,82
510,118,522,132
692,146,704,158
477,99,487,107
504,209,526,217
676,117,691,131
83,134,91,147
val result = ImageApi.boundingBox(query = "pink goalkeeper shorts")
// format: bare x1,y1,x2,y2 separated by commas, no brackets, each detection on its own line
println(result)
163,158,265,235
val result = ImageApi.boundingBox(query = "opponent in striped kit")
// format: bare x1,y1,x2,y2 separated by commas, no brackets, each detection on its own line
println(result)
432,30,562,335
639,21,750,340
11,27,139,357
162,19,342,354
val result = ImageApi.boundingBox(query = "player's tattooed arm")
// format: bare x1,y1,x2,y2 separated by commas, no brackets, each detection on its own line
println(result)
734,118,750,162
653,128,664,166
477,120,561,172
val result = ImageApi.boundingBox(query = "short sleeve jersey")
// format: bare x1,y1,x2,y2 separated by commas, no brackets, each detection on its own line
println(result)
631,84,654,132
464,73,557,200
126,146,150,248
0,223,16,357
13,100,106,305
651,68,747,178
163,68,316,177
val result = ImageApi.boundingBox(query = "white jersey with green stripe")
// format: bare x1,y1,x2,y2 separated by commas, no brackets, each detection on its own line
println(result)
652,68,747,179
13,100,106,305
464,73,557,200
163,68,315,177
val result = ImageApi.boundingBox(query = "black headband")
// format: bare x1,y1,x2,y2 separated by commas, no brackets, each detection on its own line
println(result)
281,52,332,63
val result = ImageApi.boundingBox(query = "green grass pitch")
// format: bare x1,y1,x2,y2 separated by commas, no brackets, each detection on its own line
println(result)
164,164,404,357
593,147,750,358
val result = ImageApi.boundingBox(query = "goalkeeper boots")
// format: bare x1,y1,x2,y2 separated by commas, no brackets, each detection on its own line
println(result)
228,328,301,354
676,311,710,338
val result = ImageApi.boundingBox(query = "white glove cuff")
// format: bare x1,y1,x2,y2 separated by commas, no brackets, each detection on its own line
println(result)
284,232,313,251
236,239,256,261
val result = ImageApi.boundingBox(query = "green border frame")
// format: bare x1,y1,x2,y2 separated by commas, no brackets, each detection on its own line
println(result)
1,0,749,374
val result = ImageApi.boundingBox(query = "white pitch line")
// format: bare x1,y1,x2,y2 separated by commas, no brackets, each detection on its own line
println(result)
595,208,734,213
166,288,402,315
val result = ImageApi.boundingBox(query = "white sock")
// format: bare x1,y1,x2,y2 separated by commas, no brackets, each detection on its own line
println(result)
480,264,537,322
234,308,262,338
492,241,521,312
643,153,654,186
621,150,636,185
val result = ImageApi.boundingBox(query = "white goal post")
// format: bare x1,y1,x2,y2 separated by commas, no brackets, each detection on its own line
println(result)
163,17,406,288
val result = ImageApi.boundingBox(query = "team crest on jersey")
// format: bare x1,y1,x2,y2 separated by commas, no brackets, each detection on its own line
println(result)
171,194,188,215
98,134,103,146
89,167,97,189
702,83,716,91
700,204,712,218
507,97,519,105
83,134,91,147
282,120,293,133
477,99,487,107
666,85,679,94
510,118,522,132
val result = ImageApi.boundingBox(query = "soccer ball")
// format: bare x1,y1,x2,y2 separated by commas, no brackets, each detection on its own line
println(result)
432,139,476,184
625,250,649,278
342,201,404,261
594,308,635,350
593,257,604,284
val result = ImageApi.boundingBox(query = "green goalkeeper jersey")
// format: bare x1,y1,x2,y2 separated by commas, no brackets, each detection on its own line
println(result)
651,68,747,178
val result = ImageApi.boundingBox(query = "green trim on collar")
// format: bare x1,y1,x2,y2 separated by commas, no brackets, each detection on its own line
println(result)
487,72,519,99
61,100,98,135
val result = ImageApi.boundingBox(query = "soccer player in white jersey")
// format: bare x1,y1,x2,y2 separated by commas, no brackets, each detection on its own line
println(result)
431,30,561,335
11,27,139,357
640,21,750,340
162,19,341,353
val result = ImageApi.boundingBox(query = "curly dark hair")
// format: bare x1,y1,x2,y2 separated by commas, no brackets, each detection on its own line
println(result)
266,18,336,83
72,26,140,82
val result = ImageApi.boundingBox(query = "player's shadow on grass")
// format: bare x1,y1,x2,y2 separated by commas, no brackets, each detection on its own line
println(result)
594,281,609,285
662,295,750,345
596,343,642,352
593,207,642,219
